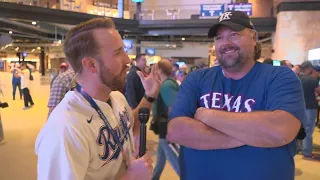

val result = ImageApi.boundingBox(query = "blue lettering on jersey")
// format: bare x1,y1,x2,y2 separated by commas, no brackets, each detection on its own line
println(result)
96,108,131,167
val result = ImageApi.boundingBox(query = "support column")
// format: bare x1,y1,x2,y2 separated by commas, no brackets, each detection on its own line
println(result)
135,2,142,20
273,1,320,65
40,47,45,76
118,0,124,18
136,36,141,55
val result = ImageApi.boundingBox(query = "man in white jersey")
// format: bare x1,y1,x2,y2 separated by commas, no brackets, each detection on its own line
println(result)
35,18,161,180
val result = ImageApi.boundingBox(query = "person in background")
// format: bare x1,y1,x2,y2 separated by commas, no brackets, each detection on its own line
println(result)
168,10,304,180
152,59,180,180
292,65,301,76
263,58,273,65
281,60,293,68
59,63,69,74
11,64,22,100
50,63,70,88
125,54,147,109
172,63,179,77
180,65,188,74
175,70,187,86
145,65,151,76
47,65,75,118
16,63,34,110
299,61,320,160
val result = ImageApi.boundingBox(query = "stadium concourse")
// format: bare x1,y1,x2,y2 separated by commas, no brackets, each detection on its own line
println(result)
0,71,320,180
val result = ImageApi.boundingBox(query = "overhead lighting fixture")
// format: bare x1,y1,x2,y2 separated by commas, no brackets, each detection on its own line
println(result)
181,37,186,41
15,47,19,51
166,44,169,47
9,31,13,34
32,21,37,25
37,47,41,50
31,49,35,52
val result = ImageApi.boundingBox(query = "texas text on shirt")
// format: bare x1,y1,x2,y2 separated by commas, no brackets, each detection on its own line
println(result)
169,62,305,180
35,90,135,180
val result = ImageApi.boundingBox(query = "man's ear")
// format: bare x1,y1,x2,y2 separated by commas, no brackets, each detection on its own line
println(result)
81,57,98,74
253,31,257,45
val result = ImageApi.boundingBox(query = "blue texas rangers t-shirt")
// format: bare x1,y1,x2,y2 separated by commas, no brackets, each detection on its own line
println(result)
170,62,305,180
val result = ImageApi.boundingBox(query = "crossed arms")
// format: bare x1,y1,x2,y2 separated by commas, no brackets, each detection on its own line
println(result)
167,109,301,150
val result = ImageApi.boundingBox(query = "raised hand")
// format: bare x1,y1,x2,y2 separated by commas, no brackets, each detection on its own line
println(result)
137,63,161,98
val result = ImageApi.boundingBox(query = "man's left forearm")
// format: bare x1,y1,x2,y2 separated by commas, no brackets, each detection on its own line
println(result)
200,109,301,148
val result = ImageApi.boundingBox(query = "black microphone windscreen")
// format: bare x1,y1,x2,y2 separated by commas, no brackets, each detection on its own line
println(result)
139,107,150,115
138,107,150,124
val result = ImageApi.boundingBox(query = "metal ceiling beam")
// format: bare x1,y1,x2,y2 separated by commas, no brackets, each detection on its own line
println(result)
0,2,140,32
0,18,52,34
0,32,54,41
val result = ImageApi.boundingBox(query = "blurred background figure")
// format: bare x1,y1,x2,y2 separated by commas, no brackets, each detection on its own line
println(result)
175,70,187,86
299,61,320,160
180,65,188,73
145,65,152,75
292,65,301,76
47,63,75,117
263,58,274,65
11,64,22,100
16,63,34,110
151,59,180,180
125,53,147,109
59,63,69,74
281,60,293,68
172,63,179,77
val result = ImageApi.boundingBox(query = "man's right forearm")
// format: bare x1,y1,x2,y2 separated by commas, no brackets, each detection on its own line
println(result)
167,117,244,150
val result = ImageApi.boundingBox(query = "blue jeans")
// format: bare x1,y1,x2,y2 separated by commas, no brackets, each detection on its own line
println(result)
302,109,317,157
152,139,180,180
12,83,22,99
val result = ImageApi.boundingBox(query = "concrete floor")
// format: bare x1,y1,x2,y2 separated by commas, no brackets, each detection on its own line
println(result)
0,72,319,180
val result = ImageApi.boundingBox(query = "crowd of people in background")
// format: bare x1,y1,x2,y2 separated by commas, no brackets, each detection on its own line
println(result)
263,58,320,160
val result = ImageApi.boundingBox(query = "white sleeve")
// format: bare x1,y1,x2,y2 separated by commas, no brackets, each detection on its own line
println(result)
36,123,89,180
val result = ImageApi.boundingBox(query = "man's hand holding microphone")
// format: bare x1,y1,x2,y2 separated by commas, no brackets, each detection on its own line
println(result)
120,108,153,180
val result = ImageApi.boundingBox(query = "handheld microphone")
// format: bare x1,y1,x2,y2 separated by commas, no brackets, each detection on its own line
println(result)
138,107,150,157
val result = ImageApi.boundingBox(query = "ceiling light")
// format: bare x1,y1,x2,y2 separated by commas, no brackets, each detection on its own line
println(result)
37,47,41,50
9,31,12,34
15,47,19,51
31,49,35,52
32,21,37,25
181,37,185,41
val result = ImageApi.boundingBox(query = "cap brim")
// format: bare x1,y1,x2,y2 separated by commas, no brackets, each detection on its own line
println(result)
208,21,246,38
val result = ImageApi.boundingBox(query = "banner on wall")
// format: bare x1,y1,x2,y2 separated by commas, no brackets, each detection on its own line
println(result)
227,3,252,16
200,4,225,19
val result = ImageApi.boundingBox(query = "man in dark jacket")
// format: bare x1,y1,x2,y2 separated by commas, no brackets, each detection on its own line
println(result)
125,54,147,109
300,61,320,160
